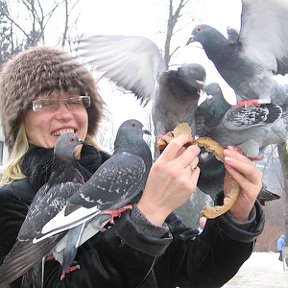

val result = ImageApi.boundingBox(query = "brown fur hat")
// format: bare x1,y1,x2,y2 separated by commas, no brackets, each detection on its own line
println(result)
0,46,104,151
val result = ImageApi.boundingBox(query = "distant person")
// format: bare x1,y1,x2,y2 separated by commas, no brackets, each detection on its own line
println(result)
198,216,207,234
277,234,285,261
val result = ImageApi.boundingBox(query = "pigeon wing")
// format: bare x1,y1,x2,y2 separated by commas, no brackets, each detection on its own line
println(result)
0,182,82,286
78,35,165,105
223,103,282,130
18,182,82,241
239,0,288,74
0,234,62,286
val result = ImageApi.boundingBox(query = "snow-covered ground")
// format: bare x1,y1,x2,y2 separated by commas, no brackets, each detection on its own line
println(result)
223,252,288,287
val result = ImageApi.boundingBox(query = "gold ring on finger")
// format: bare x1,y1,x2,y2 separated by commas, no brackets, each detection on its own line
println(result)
189,163,198,171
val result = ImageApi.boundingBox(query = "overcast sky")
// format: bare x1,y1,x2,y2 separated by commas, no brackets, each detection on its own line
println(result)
77,0,241,37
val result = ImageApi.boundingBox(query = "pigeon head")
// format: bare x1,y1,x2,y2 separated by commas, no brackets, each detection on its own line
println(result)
187,24,229,61
162,63,206,106
114,119,152,165
197,83,231,126
177,63,206,91
54,132,85,161
114,119,150,145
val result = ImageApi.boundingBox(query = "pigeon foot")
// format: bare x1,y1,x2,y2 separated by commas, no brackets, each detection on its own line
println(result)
46,255,55,261
104,204,133,224
61,262,81,280
234,99,270,108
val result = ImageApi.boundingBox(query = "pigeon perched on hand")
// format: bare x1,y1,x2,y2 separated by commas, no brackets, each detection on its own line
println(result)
34,119,152,268
195,82,288,158
0,132,85,287
78,35,206,138
187,0,288,105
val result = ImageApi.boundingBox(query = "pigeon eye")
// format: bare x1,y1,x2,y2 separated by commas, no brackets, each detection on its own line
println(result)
196,26,203,33
131,122,136,128
69,137,75,142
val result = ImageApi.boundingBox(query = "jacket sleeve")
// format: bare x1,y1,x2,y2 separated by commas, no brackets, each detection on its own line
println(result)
43,207,172,288
157,196,265,288
0,183,171,288
0,182,32,265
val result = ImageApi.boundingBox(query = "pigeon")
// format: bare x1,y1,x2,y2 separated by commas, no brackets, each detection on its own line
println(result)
32,119,152,269
187,0,288,105
195,82,288,158
77,35,206,139
0,132,85,287
197,149,280,205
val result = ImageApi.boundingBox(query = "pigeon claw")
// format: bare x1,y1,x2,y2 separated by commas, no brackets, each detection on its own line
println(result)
46,255,55,261
104,204,133,224
61,263,81,280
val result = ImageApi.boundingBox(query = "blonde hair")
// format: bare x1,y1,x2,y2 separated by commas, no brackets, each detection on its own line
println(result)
0,124,104,186
0,124,29,185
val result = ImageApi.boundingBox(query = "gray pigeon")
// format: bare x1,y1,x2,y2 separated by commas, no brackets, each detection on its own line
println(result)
78,35,206,138
32,119,152,270
197,149,280,205
195,83,282,203
195,82,288,158
187,0,288,105
0,132,85,287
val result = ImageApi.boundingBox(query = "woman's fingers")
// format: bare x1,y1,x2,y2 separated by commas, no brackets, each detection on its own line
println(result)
224,147,261,185
159,134,200,169
160,134,190,161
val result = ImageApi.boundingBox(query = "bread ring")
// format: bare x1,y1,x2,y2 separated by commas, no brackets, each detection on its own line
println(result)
156,123,240,219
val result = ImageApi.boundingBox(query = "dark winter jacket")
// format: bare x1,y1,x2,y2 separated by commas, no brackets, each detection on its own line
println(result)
0,144,265,288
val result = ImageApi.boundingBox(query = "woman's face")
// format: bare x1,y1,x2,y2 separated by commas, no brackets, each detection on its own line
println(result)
23,89,89,148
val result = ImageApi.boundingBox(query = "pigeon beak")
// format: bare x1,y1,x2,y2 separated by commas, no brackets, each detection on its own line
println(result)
77,137,85,145
142,128,151,135
186,36,193,45
77,137,86,145
196,80,205,89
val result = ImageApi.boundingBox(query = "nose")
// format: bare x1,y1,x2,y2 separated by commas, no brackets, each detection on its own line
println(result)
54,102,73,120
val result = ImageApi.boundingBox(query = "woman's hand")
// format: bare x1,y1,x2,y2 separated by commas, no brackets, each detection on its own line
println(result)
137,134,200,226
223,146,262,222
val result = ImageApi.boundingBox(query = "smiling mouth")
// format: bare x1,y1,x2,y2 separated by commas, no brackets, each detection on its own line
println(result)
52,128,75,136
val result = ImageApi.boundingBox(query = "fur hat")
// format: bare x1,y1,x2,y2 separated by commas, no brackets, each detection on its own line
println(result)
0,46,104,151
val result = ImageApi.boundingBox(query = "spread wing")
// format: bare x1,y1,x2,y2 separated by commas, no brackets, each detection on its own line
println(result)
239,0,288,74
78,35,166,105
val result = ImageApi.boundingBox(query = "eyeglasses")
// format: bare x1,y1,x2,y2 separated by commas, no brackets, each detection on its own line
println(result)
32,96,91,112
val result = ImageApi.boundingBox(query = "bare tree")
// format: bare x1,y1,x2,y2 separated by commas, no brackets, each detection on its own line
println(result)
0,0,24,65
160,0,207,68
0,0,80,65
164,0,190,68
61,0,80,48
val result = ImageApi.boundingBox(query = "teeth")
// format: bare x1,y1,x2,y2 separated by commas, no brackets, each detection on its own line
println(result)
52,128,75,136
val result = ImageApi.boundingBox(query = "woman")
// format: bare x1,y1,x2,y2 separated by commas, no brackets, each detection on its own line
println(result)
0,46,264,288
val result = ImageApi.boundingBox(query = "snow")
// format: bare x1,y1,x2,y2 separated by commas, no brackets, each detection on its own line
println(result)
223,252,288,288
